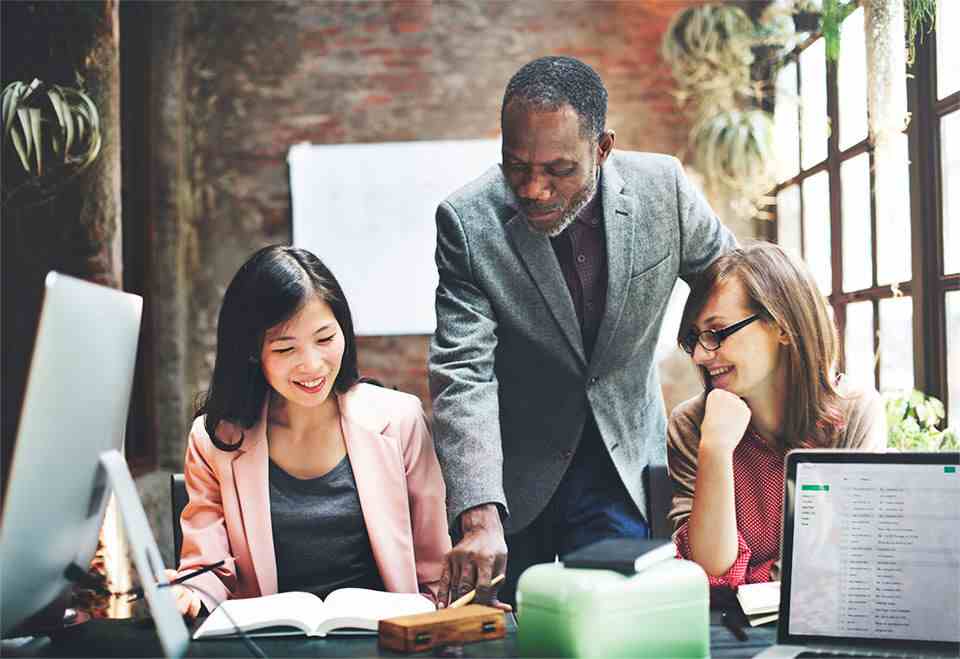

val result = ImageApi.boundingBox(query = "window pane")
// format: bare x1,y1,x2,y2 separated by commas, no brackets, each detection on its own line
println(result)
775,61,801,182
777,184,802,257
844,300,875,387
878,296,914,391
803,172,832,295
841,153,872,291
838,7,868,150
875,134,912,285
938,0,960,99
947,291,960,426
800,39,828,169
942,111,960,275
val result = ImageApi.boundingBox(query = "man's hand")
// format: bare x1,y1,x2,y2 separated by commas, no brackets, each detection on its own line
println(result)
438,504,511,611
163,569,203,619
700,389,752,456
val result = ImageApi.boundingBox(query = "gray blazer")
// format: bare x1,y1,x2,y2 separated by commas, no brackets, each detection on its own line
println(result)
429,151,735,534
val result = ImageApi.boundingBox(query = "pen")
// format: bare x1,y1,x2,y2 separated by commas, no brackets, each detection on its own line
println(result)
127,558,231,601
721,610,748,642
449,574,506,608
162,559,228,588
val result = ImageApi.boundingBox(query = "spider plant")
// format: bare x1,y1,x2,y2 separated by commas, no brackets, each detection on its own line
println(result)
2,78,101,178
689,109,776,205
661,5,756,114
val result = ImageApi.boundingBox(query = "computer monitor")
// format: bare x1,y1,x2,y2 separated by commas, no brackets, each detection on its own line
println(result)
0,272,142,635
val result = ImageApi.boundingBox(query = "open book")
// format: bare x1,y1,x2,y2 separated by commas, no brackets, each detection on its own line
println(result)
192,589,435,639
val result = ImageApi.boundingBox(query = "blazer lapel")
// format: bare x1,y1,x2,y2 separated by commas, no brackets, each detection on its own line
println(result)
591,160,637,372
231,404,277,597
339,393,418,593
505,213,586,366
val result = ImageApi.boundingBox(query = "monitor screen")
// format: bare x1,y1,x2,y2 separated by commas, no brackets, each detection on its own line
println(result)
787,459,959,644
0,273,142,636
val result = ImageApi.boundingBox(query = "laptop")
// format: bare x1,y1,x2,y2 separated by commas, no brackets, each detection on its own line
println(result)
756,450,959,658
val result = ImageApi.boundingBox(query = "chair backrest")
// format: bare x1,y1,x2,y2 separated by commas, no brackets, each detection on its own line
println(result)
643,464,674,540
170,473,188,563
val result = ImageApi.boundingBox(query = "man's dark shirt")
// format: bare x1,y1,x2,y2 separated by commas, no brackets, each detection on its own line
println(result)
549,188,607,360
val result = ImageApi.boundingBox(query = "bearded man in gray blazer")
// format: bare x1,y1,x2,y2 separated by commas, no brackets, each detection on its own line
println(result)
429,56,736,607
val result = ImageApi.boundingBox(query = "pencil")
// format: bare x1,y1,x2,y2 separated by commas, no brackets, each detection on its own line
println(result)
449,573,506,608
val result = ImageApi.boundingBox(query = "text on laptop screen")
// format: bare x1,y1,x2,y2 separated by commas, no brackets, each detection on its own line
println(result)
788,462,959,642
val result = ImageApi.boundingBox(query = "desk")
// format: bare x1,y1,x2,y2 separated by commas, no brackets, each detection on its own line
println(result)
6,616,778,658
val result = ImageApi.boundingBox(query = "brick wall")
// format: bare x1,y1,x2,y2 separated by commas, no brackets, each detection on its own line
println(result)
147,1,721,450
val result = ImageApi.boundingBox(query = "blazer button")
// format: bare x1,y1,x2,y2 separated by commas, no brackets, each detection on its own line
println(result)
560,449,574,460
589,376,600,385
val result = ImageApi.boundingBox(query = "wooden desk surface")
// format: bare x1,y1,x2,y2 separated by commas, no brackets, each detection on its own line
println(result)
5,616,778,659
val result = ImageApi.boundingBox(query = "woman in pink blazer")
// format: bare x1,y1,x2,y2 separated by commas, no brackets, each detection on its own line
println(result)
168,246,450,617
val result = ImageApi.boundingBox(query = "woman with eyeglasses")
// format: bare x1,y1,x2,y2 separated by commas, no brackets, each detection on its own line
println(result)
667,241,886,593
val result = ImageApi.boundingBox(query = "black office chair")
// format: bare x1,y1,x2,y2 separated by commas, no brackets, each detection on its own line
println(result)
170,473,188,563
643,463,674,540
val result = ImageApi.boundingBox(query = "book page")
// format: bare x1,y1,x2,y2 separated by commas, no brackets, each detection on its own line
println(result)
193,592,325,639
315,588,434,636
736,580,780,615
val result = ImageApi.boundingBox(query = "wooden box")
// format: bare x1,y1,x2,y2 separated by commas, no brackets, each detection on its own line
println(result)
378,604,505,653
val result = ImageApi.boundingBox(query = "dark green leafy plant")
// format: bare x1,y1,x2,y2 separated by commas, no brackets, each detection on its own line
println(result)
884,389,957,451
2,78,101,177
821,0,857,61
818,0,937,62
904,0,937,64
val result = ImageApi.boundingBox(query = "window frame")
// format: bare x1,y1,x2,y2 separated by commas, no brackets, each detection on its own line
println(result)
773,24,913,395
907,15,960,423
774,5,959,425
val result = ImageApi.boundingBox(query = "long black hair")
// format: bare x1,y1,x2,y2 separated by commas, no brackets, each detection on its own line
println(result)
196,245,359,451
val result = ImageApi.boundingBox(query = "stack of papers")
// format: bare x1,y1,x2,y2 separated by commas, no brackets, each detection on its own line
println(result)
736,581,780,626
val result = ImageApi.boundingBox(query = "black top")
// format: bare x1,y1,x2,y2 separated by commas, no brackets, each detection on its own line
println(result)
269,455,384,598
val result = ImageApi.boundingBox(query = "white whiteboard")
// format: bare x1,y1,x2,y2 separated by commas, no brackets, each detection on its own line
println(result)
289,139,501,336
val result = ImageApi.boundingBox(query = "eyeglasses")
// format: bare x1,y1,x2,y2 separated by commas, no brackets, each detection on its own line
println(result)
680,314,761,355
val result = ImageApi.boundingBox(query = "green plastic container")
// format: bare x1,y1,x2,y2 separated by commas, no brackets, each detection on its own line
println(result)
516,560,710,658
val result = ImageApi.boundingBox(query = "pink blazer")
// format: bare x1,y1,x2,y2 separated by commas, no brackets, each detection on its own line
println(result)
176,383,451,609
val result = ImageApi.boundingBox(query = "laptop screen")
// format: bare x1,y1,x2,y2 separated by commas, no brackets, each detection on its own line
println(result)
780,451,960,651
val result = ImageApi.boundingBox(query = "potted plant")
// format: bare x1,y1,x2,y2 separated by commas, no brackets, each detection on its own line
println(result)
2,78,101,206
688,108,776,212
662,4,786,220
884,389,957,451
661,4,756,113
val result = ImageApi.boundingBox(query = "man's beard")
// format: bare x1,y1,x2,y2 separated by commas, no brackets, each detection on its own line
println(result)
522,165,599,238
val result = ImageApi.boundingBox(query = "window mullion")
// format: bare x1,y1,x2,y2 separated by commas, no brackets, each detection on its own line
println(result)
907,17,946,403
826,53,845,364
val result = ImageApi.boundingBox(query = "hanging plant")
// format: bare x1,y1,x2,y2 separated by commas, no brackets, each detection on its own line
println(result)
904,0,937,65
690,109,776,208
820,0,857,61
661,5,757,116
2,78,101,180
662,4,783,219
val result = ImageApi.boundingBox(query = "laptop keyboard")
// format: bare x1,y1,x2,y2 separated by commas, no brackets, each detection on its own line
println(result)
798,652,944,658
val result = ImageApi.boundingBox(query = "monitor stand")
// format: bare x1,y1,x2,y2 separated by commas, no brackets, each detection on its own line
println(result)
97,449,190,659
1,593,90,638
1,451,189,657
